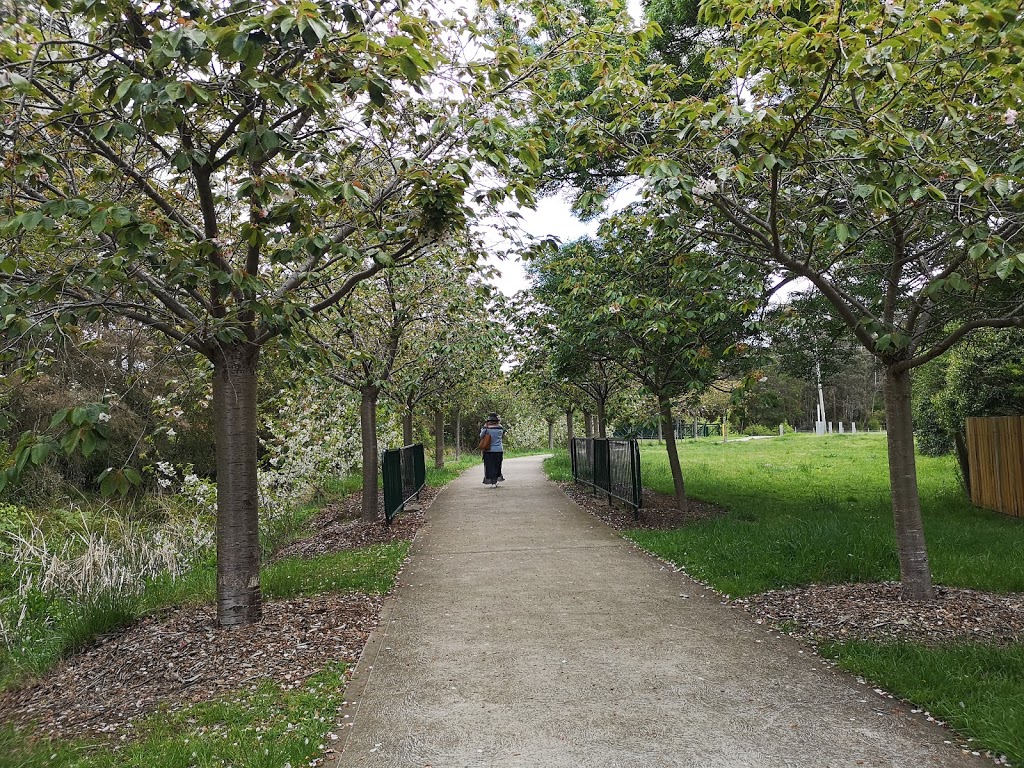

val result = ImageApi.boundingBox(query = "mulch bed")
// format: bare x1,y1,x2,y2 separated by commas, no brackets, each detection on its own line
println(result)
737,583,1024,647
0,594,382,741
559,481,727,530
0,490,431,743
273,486,436,560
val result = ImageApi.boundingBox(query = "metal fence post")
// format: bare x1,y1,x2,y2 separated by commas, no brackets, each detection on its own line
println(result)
593,438,610,503
569,436,643,516
630,440,642,518
413,443,426,500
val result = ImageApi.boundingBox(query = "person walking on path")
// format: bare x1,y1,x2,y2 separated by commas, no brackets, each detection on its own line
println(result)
479,412,505,487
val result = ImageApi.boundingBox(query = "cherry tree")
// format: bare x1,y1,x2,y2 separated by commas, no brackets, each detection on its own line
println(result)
0,0,555,624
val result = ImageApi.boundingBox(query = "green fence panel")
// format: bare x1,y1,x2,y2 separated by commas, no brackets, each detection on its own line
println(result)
381,443,426,525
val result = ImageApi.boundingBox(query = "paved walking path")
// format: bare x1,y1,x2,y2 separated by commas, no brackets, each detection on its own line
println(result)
330,456,988,768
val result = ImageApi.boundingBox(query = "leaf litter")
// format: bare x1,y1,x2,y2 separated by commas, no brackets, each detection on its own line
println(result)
0,490,431,743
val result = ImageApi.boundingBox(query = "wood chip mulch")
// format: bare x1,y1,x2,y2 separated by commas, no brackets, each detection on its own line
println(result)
736,583,1024,647
0,593,382,741
559,480,727,530
0,489,432,743
273,486,435,560
560,481,1024,649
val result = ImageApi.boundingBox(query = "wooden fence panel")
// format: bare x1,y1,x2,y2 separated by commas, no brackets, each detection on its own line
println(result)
966,416,1024,517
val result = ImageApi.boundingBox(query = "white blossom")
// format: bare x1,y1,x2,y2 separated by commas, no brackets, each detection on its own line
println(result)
692,177,718,198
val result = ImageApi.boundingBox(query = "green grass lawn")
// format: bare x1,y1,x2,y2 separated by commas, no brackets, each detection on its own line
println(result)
623,433,1024,597
547,432,1024,765
0,462,447,767
0,663,351,768
820,641,1024,765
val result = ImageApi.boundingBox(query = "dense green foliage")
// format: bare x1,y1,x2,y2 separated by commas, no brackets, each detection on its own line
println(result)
915,329,1024,457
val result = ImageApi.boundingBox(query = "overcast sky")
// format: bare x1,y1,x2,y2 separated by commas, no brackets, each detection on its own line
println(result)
483,182,643,297
483,195,597,297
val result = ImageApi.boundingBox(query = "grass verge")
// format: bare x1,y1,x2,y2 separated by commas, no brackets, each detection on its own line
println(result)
820,642,1024,765
619,434,1024,597
0,662,350,768
425,453,481,488
262,542,410,599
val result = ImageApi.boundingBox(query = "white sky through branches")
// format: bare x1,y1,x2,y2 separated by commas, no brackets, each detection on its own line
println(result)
482,0,645,298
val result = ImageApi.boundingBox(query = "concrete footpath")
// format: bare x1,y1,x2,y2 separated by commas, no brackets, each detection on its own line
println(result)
330,456,988,768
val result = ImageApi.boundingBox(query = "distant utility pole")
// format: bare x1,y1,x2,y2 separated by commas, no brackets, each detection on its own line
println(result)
815,358,827,436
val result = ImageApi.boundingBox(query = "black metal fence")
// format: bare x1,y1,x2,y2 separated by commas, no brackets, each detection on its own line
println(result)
381,443,426,525
620,422,723,439
570,437,642,517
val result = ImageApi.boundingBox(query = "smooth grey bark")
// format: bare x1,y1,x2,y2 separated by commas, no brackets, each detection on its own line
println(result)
584,411,593,438
566,409,574,445
434,410,444,469
884,367,933,600
402,411,413,446
547,419,555,450
660,397,687,511
360,386,381,522
597,400,607,438
213,342,261,626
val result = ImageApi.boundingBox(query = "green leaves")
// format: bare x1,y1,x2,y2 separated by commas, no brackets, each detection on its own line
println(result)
1,0,563,370
0,404,114,492
97,466,142,498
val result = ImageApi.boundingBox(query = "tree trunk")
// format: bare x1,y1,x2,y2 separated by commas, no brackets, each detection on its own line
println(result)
660,397,687,511
566,409,574,445
953,430,971,497
360,386,380,522
884,366,934,600
434,409,444,469
212,342,262,627
584,411,593,438
402,409,413,446
455,408,462,461
597,400,607,438
547,419,555,450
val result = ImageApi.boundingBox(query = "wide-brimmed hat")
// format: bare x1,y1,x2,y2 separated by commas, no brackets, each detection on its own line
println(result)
486,412,500,422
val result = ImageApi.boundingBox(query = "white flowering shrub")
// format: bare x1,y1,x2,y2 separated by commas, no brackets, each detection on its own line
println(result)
257,383,366,531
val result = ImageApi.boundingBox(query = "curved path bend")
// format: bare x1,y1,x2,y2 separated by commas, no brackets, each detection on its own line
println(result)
329,455,987,768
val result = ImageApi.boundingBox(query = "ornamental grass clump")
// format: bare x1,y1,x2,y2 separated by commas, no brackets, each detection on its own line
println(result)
7,510,213,600
0,502,214,683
